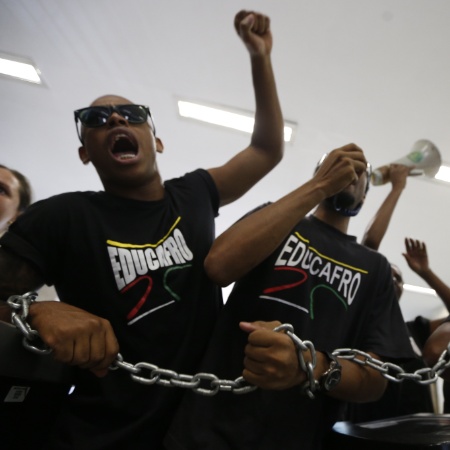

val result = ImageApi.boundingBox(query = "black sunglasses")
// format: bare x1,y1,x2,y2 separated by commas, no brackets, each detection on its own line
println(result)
74,104,156,143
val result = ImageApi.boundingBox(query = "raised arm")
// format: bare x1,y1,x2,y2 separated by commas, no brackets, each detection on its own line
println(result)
403,238,450,321
361,164,410,250
205,144,368,286
208,10,284,206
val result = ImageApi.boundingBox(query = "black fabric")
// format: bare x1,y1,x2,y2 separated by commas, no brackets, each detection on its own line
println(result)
0,169,221,450
444,381,450,413
165,214,415,450
439,315,450,414
407,315,433,350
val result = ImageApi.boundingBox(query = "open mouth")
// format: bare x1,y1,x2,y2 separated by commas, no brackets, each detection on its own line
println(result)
109,131,138,161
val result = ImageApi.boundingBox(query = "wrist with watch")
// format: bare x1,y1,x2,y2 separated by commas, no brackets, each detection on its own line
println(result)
316,351,342,393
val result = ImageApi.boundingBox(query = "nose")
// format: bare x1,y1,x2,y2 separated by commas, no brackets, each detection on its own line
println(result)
107,111,128,127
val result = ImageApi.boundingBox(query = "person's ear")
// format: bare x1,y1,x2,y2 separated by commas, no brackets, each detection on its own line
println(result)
156,137,164,154
79,146,90,165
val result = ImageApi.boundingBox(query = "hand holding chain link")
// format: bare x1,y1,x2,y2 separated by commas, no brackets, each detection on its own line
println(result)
7,293,450,397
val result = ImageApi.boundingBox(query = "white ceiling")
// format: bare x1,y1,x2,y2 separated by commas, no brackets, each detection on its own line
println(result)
1,0,449,320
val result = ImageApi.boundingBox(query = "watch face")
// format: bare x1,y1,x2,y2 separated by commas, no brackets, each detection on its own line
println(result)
324,369,341,391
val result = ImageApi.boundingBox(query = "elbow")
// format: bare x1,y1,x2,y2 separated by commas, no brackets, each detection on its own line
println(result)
204,252,235,287
270,143,284,167
423,340,445,367
361,235,378,251
252,137,285,167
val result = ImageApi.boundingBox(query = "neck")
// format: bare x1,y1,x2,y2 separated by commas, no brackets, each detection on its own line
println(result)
103,174,165,201
313,203,350,234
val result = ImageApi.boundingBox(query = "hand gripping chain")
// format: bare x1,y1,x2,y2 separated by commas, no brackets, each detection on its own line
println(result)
7,293,450,397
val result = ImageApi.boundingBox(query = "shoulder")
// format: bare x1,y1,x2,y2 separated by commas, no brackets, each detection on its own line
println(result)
166,169,215,190
16,191,99,224
166,169,219,210
29,191,97,208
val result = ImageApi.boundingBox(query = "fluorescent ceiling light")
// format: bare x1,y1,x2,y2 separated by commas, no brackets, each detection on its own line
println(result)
0,53,42,84
178,100,296,143
434,165,450,183
403,283,436,296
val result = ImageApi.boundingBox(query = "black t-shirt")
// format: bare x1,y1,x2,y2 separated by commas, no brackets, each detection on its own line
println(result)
0,169,221,450
166,214,415,450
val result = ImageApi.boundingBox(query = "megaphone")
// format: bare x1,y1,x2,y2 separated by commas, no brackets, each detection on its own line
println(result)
371,139,442,186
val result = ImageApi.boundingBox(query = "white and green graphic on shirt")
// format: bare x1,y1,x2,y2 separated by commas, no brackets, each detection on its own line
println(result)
261,231,368,319
106,217,193,324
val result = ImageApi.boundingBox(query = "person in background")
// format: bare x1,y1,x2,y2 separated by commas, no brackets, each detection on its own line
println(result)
423,317,450,391
0,9,284,450
0,166,57,304
402,238,450,339
165,145,414,450
345,165,449,421
0,164,32,236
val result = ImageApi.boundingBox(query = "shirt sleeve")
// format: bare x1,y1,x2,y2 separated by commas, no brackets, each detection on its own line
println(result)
0,195,71,285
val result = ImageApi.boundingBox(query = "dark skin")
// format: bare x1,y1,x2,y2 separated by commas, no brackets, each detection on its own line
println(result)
0,10,284,377
423,320,450,380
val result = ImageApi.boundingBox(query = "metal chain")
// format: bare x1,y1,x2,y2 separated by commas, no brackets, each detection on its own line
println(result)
7,293,450,397
274,323,318,399
7,292,52,355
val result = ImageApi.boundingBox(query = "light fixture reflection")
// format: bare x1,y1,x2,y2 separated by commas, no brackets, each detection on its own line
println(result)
0,54,41,84
178,100,296,143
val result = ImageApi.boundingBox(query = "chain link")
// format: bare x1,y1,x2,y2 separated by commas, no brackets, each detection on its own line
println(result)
7,293,450,397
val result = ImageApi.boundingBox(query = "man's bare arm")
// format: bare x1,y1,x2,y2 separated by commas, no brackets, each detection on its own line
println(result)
240,321,387,402
208,10,284,206
361,164,410,250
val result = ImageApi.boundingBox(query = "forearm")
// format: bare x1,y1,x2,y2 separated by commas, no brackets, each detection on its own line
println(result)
205,179,327,286
250,53,284,161
361,187,404,250
423,322,450,370
329,356,387,402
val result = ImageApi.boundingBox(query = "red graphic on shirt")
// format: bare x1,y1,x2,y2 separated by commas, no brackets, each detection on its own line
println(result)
263,266,308,294
121,275,153,320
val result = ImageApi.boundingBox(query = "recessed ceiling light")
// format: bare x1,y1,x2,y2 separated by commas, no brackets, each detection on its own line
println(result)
177,99,297,143
403,283,436,296
0,52,42,84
